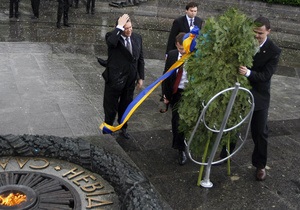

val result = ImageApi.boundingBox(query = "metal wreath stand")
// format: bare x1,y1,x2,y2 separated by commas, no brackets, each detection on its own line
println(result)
185,82,255,188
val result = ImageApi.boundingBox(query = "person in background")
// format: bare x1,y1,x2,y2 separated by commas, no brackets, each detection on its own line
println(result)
239,16,281,181
9,0,19,20
165,2,203,55
56,0,70,28
162,32,188,165
102,14,145,139
86,0,95,14
161,1,203,102
31,0,40,19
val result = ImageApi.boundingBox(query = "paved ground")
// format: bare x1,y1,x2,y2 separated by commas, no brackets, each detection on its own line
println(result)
0,0,300,209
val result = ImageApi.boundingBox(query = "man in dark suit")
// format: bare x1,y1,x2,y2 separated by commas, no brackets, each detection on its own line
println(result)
86,0,95,14
9,0,19,19
102,14,145,139
31,0,40,19
160,1,203,102
239,16,281,181
56,0,70,28
162,32,188,165
165,2,203,55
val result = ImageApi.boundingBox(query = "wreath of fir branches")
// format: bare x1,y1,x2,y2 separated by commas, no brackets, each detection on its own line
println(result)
178,8,259,158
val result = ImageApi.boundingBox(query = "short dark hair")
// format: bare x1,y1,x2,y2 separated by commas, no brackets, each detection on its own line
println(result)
186,2,198,10
175,32,186,45
254,16,271,30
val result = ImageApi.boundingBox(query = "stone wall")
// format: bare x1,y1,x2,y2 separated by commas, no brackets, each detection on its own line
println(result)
0,0,299,67
135,0,300,66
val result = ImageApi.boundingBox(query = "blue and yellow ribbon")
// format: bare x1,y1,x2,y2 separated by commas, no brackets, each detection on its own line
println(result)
100,26,199,134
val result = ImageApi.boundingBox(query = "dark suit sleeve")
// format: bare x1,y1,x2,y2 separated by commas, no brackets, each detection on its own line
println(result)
137,34,145,80
194,17,203,30
162,50,178,101
248,41,281,83
106,28,123,48
247,39,281,110
166,18,181,54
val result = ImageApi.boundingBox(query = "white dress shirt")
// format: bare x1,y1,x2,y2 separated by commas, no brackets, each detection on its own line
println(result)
177,53,188,89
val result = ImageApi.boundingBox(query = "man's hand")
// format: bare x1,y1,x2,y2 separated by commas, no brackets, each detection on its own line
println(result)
136,79,143,90
239,66,248,76
163,95,169,104
118,14,130,27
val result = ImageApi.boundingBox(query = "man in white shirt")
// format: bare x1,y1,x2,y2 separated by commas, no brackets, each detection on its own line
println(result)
162,32,188,165
165,2,203,55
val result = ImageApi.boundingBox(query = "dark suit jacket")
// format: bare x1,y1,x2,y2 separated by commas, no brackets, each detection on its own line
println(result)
166,15,203,54
162,49,180,103
103,28,144,90
248,38,281,110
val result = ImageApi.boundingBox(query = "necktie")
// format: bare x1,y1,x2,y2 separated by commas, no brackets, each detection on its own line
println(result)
190,18,193,27
173,65,183,94
125,37,132,54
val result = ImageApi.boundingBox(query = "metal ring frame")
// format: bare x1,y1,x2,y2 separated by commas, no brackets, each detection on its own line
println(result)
185,83,255,188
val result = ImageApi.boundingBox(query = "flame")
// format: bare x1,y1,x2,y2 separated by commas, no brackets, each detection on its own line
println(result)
0,192,27,206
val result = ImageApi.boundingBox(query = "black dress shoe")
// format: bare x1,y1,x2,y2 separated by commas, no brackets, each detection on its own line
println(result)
178,151,187,165
256,168,266,181
120,128,130,139
64,23,71,27
56,23,61,28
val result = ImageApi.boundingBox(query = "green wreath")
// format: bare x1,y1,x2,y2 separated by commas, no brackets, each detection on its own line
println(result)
178,8,259,183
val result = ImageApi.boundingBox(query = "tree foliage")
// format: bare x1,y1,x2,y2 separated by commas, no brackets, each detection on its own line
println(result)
178,8,259,157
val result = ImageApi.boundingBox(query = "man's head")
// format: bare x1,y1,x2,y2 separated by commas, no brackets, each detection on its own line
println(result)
254,16,271,45
117,14,133,37
122,20,133,37
175,32,186,55
185,2,198,19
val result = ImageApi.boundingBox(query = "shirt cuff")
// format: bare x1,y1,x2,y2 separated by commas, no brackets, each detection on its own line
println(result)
116,25,124,31
245,69,251,77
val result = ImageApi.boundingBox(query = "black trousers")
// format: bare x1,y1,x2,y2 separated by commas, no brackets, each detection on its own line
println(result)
171,89,185,151
220,108,268,168
9,0,19,18
251,108,269,169
31,0,40,18
86,0,95,12
57,0,69,24
103,83,135,130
